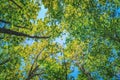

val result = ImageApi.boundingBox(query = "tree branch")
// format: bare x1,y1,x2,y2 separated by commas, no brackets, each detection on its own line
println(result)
27,71,45,80
75,61,94,80
27,65,39,80
0,19,29,29
75,52,94,80
0,20,9,24
9,0,22,9
31,65,39,74
26,49,45,80
63,56,68,80
80,65,94,80
28,48,44,75
0,28,50,39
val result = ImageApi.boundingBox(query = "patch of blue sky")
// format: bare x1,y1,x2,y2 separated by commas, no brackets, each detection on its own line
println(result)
54,36,66,47
112,48,117,55
116,73,120,80
37,5,47,20
108,57,115,62
0,22,4,28
54,31,69,48
69,66,80,79
95,0,120,19
19,58,26,71
23,38,34,46
107,48,119,63
115,8,120,17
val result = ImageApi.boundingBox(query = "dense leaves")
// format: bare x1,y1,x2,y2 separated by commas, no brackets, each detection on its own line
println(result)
0,0,120,80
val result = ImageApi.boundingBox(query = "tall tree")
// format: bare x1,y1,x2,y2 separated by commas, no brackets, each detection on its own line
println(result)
42,0,120,79
1,0,120,80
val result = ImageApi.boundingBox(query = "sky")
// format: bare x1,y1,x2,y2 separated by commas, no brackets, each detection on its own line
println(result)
37,5,48,20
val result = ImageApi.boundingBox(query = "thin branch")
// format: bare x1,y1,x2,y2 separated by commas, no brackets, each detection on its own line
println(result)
0,20,9,24
27,71,45,80
32,71,45,77
75,60,94,80
28,48,44,75
0,28,50,39
9,0,22,9
31,65,39,74
80,65,94,80
35,48,45,62
75,52,94,80
27,65,39,80
63,56,68,80
0,19,29,29
26,48,45,80
62,48,68,80
75,61,94,80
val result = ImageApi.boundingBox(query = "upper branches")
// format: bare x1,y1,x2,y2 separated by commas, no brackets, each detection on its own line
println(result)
26,48,45,80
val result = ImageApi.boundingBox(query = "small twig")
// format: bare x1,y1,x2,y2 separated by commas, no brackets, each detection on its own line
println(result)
0,19,29,29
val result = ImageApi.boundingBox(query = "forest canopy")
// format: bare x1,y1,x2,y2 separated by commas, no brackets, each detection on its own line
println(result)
0,0,120,80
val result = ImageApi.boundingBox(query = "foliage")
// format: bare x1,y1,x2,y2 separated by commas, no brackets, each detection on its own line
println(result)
0,0,120,80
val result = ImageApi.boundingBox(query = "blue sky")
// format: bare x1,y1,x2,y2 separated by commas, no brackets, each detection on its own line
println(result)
37,5,48,20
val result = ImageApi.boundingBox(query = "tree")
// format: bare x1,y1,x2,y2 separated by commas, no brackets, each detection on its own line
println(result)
42,0,120,80
1,0,120,80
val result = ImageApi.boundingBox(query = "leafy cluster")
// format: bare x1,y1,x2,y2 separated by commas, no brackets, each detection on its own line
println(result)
0,0,120,80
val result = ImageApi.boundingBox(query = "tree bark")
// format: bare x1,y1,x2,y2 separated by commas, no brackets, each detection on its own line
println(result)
0,28,50,39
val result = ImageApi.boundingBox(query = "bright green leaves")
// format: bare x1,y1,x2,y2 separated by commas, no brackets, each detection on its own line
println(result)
1,0,120,80
42,0,120,79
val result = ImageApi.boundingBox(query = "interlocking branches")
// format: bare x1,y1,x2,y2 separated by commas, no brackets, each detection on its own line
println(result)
26,48,45,80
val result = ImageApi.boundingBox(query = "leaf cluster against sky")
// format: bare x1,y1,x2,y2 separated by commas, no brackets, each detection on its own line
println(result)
0,0,120,80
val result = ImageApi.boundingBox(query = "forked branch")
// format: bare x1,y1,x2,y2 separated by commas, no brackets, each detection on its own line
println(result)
26,48,45,80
